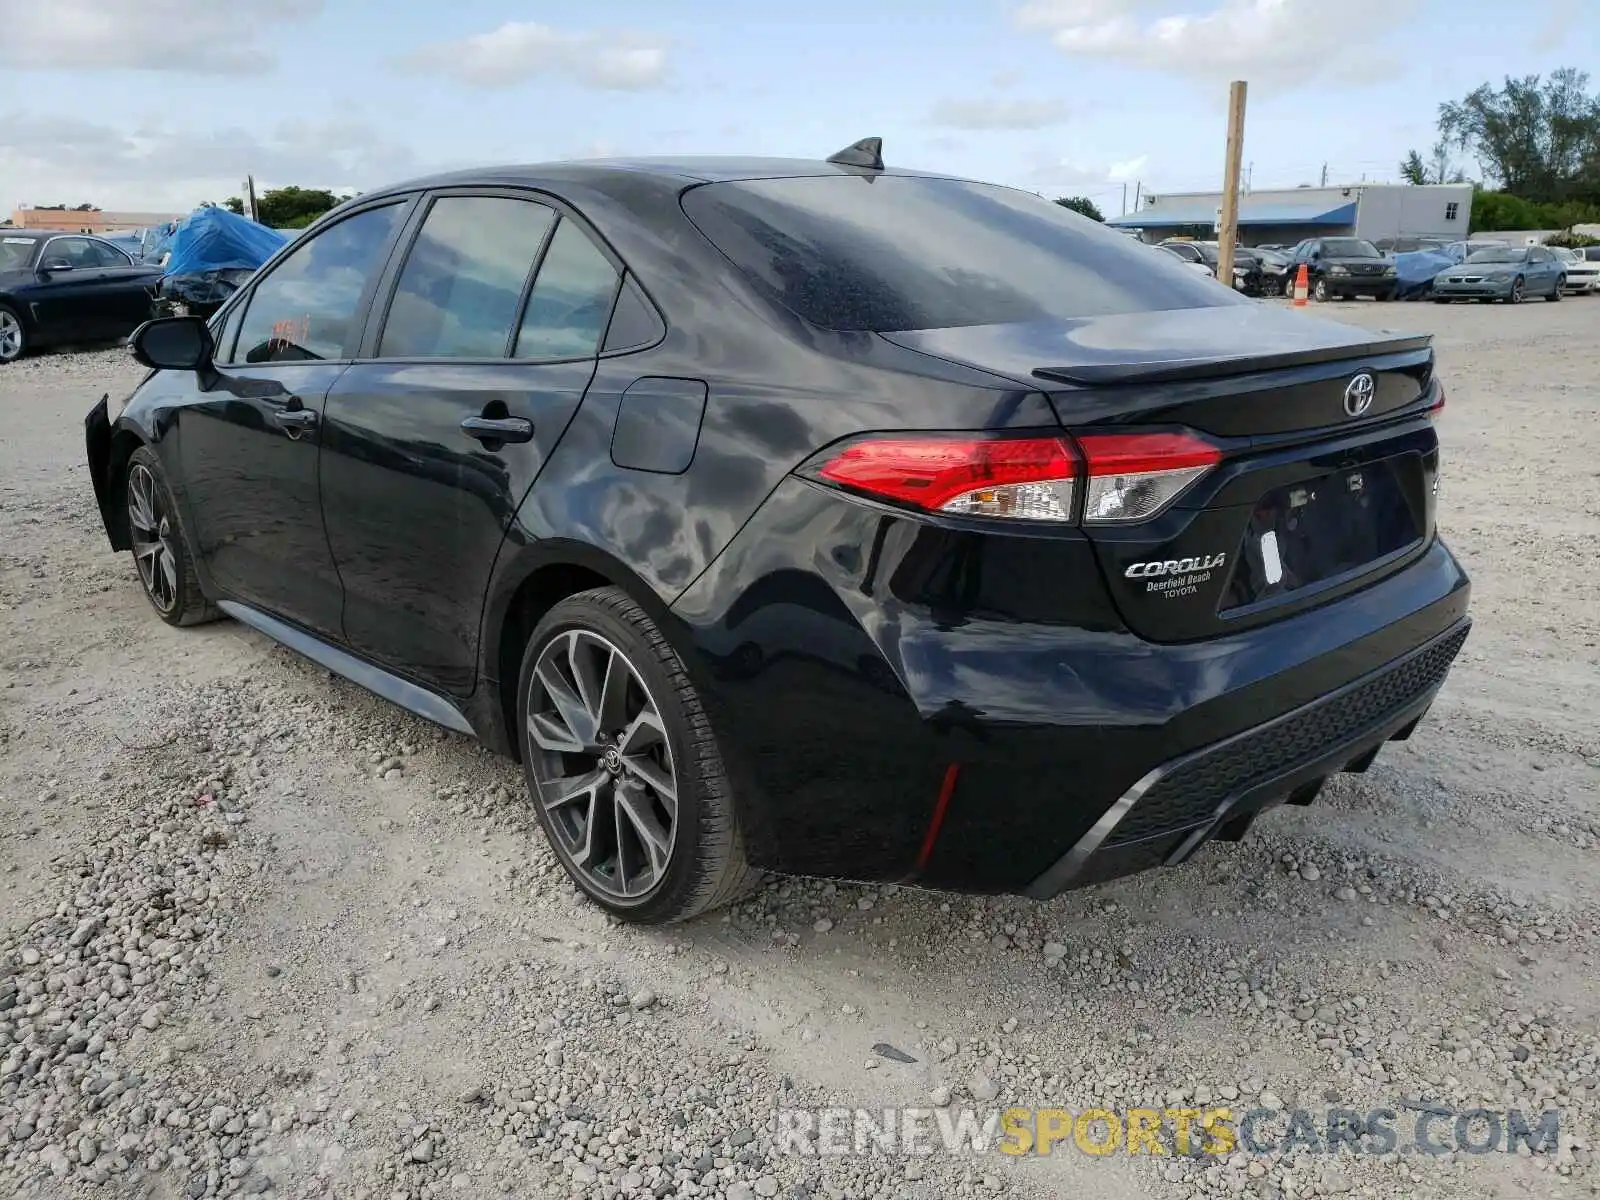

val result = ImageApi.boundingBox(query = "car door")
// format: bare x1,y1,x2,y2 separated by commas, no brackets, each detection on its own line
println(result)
85,238,158,330
320,191,625,695
173,199,413,640
29,236,123,339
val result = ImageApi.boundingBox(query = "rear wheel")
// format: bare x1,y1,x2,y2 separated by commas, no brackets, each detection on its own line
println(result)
517,587,762,923
0,304,27,364
125,446,220,626
1547,277,1563,301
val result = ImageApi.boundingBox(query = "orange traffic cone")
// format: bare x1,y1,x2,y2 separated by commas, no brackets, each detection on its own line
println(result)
1292,264,1309,307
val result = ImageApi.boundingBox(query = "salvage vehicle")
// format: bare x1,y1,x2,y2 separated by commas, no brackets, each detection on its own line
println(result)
1552,246,1599,294
1431,245,1565,303
1,230,162,363
85,140,1471,922
152,207,288,320
1286,238,1398,301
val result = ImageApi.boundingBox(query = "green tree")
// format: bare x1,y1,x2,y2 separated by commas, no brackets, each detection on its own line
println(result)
1053,195,1105,222
255,186,342,227
1399,140,1467,185
1437,68,1600,203
221,197,245,215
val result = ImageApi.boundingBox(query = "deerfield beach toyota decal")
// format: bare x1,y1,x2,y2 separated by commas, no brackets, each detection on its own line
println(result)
1125,552,1227,599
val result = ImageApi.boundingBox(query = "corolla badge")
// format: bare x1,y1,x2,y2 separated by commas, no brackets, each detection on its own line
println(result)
1343,372,1376,417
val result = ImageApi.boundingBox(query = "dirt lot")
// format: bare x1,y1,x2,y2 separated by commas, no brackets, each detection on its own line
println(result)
1,299,1597,1200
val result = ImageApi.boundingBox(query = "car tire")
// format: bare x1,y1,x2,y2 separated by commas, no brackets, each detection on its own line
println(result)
1547,277,1563,301
1433,297,1452,304
1312,278,1329,302
1376,289,1394,302
516,586,763,924
1508,276,1525,304
124,446,222,627
0,303,28,365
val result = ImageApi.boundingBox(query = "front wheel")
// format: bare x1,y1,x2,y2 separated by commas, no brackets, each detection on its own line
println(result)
516,587,762,923
1508,276,1525,304
125,446,220,626
1312,278,1329,302
0,304,27,364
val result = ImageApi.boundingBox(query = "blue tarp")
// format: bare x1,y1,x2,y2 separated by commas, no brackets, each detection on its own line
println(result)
1393,248,1457,299
162,206,286,278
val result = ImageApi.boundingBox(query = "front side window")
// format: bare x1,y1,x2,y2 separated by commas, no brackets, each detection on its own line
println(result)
234,203,405,364
42,237,96,269
682,174,1239,333
513,219,620,359
379,196,556,359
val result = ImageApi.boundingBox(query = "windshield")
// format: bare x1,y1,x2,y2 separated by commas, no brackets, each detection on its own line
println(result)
681,175,1242,332
0,237,39,272
1321,239,1382,258
1465,248,1527,263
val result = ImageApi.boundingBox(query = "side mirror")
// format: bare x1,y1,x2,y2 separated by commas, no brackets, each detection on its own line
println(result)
131,316,214,372
38,258,73,274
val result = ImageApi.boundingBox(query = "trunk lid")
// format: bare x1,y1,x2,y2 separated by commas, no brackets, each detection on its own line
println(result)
880,307,1441,642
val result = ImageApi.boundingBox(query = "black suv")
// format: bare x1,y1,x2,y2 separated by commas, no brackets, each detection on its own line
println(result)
1288,237,1398,301
86,148,1470,923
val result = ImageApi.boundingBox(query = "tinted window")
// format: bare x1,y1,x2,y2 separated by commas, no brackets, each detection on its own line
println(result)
602,275,663,352
1586,248,1600,261
0,236,40,271
379,196,555,359
88,240,133,267
682,175,1238,332
234,203,404,363
513,219,620,359
43,238,98,269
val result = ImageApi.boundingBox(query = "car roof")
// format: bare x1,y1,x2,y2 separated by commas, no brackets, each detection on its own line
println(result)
355,156,962,203
0,229,46,239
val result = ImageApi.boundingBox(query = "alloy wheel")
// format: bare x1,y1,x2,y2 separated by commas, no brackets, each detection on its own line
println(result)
526,629,678,901
127,464,179,613
0,310,22,362
1509,277,1524,304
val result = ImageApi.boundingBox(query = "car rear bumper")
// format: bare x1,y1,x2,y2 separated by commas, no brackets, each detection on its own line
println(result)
671,478,1472,895
1023,617,1467,897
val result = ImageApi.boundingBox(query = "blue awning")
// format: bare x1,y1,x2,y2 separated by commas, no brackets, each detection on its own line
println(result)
1108,200,1357,229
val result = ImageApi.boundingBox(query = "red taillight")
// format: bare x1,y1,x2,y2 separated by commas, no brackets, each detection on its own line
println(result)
816,435,1080,521
1428,380,1446,416
1075,431,1222,524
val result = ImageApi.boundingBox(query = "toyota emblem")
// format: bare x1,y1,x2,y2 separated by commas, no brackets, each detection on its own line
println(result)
1343,372,1376,417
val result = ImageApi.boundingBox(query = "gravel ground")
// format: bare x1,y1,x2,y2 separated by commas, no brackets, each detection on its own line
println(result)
0,299,1596,1200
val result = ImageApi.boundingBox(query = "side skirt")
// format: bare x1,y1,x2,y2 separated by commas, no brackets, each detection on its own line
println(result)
217,600,476,737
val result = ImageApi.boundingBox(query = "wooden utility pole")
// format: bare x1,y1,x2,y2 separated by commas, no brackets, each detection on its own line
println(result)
1217,80,1248,285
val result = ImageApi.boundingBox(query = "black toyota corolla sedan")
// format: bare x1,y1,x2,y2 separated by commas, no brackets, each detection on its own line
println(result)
84,141,1470,923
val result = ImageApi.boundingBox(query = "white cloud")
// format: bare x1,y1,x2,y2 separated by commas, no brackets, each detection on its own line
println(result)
0,0,320,73
0,115,431,212
1029,152,1150,191
1107,155,1148,181
397,21,670,90
1014,0,1418,88
927,97,1071,130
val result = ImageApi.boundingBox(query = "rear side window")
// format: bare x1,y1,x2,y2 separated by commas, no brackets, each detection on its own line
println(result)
234,203,404,363
513,219,620,360
379,196,556,359
681,175,1241,332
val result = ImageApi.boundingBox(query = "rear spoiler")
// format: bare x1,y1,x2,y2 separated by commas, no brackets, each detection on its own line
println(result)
1032,332,1434,387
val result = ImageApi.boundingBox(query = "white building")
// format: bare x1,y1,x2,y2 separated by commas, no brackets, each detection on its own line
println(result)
1107,183,1475,246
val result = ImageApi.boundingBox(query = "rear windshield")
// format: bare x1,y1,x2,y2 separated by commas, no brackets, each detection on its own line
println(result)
680,175,1240,332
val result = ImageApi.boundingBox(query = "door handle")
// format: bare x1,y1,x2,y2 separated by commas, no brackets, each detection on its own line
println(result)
460,415,534,444
271,399,318,436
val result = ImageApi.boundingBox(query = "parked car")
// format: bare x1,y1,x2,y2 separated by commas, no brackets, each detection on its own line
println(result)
1431,245,1565,303
1286,237,1398,301
1250,246,1294,296
1155,242,1217,278
86,144,1470,923
1372,236,1450,254
1157,239,1264,293
1552,246,1599,294
0,230,162,363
